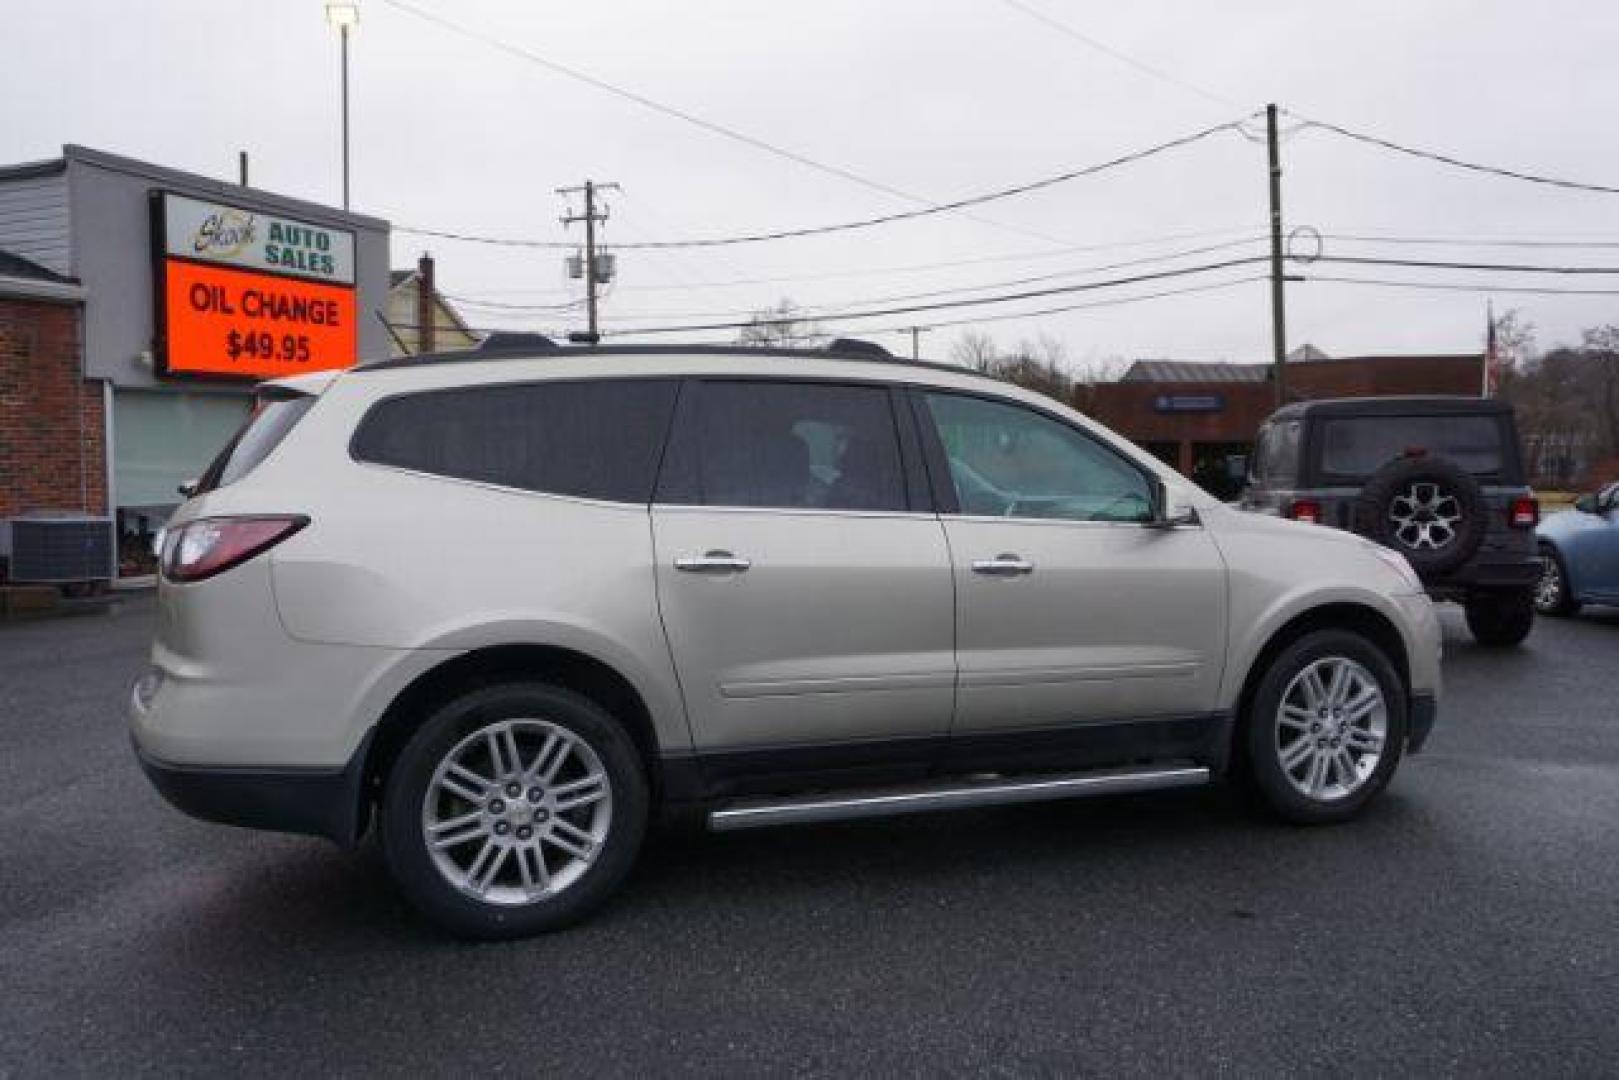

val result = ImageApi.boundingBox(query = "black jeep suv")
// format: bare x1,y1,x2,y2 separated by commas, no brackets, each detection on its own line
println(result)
1240,397,1540,646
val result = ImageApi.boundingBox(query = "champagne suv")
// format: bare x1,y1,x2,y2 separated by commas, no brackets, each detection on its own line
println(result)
131,341,1441,938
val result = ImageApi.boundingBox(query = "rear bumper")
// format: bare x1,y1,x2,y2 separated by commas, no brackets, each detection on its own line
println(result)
133,734,372,848
1408,692,1439,754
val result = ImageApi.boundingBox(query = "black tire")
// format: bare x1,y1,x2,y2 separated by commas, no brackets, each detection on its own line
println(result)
1465,586,1536,646
380,682,649,940
1352,456,1486,577
1241,629,1407,825
1534,544,1581,617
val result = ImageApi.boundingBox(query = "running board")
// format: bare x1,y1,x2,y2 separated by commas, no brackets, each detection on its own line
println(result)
707,764,1210,832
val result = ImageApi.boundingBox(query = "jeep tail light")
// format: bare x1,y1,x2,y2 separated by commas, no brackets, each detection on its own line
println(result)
161,516,309,583
1288,499,1323,525
1508,497,1539,529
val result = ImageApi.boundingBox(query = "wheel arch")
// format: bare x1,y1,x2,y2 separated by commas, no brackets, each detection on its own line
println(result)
355,642,666,841
1230,601,1412,750
1536,536,1581,598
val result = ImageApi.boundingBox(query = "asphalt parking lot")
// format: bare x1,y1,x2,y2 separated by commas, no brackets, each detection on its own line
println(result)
2,594,1615,1076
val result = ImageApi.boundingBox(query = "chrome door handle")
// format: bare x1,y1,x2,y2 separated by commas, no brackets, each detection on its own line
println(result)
674,550,752,573
971,554,1034,576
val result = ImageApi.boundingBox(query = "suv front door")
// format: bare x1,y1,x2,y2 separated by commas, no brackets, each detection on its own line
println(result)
651,379,955,760
912,390,1228,750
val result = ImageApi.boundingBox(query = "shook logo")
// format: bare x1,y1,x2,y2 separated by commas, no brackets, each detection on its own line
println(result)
192,211,258,257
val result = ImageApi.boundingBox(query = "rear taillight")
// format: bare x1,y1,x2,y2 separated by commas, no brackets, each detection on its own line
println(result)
1508,497,1539,529
161,516,309,583
1288,499,1323,525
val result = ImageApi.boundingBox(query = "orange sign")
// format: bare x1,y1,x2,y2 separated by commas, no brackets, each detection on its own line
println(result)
160,258,357,379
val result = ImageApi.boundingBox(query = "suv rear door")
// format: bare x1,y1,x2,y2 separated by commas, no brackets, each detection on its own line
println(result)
910,389,1228,748
650,379,955,759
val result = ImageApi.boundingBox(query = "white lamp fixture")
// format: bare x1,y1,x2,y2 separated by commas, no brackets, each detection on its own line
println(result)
325,3,359,29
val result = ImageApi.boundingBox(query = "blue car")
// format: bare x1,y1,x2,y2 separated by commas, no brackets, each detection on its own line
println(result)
1535,482,1619,616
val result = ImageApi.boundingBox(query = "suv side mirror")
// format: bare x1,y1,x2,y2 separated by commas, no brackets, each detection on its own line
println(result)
1575,493,1597,514
1147,479,1201,530
176,479,199,498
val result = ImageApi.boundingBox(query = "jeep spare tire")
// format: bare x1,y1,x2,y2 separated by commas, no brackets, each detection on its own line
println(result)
1352,455,1485,576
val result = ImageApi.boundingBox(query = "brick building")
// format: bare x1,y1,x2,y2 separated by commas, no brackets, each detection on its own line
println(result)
0,250,108,580
1083,351,1485,495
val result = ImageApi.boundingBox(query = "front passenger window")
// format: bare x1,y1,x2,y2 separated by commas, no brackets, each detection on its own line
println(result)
922,392,1153,522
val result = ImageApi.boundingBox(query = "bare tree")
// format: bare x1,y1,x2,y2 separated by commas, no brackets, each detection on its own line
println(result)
736,298,827,349
949,330,999,372
1580,325,1619,455
1072,355,1127,385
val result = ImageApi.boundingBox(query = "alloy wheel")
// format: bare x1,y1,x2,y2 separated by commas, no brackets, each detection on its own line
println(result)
422,719,613,905
1275,657,1388,801
1535,553,1564,612
1388,482,1462,551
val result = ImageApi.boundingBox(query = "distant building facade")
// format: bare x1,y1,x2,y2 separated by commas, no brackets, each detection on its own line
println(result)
385,253,479,356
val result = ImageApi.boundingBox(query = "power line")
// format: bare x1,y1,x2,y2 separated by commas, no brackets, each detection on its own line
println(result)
391,119,1249,251
589,237,1267,323
439,226,1265,299
440,294,588,312
996,0,1242,110
1314,256,1619,275
861,274,1267,334
600,257,1269,336
392,275,1271,342
1325,232,1619,250
1288,111,1619,196
1304,275,1619,297
377,0,1073,247
378,0,927,208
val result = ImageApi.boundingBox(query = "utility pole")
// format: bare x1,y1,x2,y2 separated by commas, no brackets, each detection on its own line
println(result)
900,326,931,360
559,180,620,341
324,4,359,210
1266,103,1288,407
238,150,249,187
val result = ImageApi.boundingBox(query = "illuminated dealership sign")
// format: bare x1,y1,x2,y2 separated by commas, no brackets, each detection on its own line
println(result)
151,192,358,379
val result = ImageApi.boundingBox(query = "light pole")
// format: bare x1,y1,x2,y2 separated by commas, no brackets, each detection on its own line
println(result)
325,3,359,210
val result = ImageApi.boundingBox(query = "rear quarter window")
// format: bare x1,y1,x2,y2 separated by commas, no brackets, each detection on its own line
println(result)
1319,415,1505,478
195,393,316,494
350,378,679,503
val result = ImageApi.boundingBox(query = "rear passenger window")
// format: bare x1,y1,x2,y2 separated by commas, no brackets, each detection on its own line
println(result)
657,381,907,511
351,379,678,503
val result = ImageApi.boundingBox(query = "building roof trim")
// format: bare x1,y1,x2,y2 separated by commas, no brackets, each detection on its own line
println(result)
0,155,68,183
56,145,390,232
0,248,85,302
0,275,87,303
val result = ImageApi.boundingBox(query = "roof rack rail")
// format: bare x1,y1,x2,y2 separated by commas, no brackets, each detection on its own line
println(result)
826,337,892,359
478,332,560,352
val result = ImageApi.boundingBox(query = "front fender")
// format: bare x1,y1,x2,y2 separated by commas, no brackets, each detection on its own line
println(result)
1218,583,1436,713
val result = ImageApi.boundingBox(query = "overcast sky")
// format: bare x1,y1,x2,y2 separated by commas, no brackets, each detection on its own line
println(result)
7,0,1619,368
